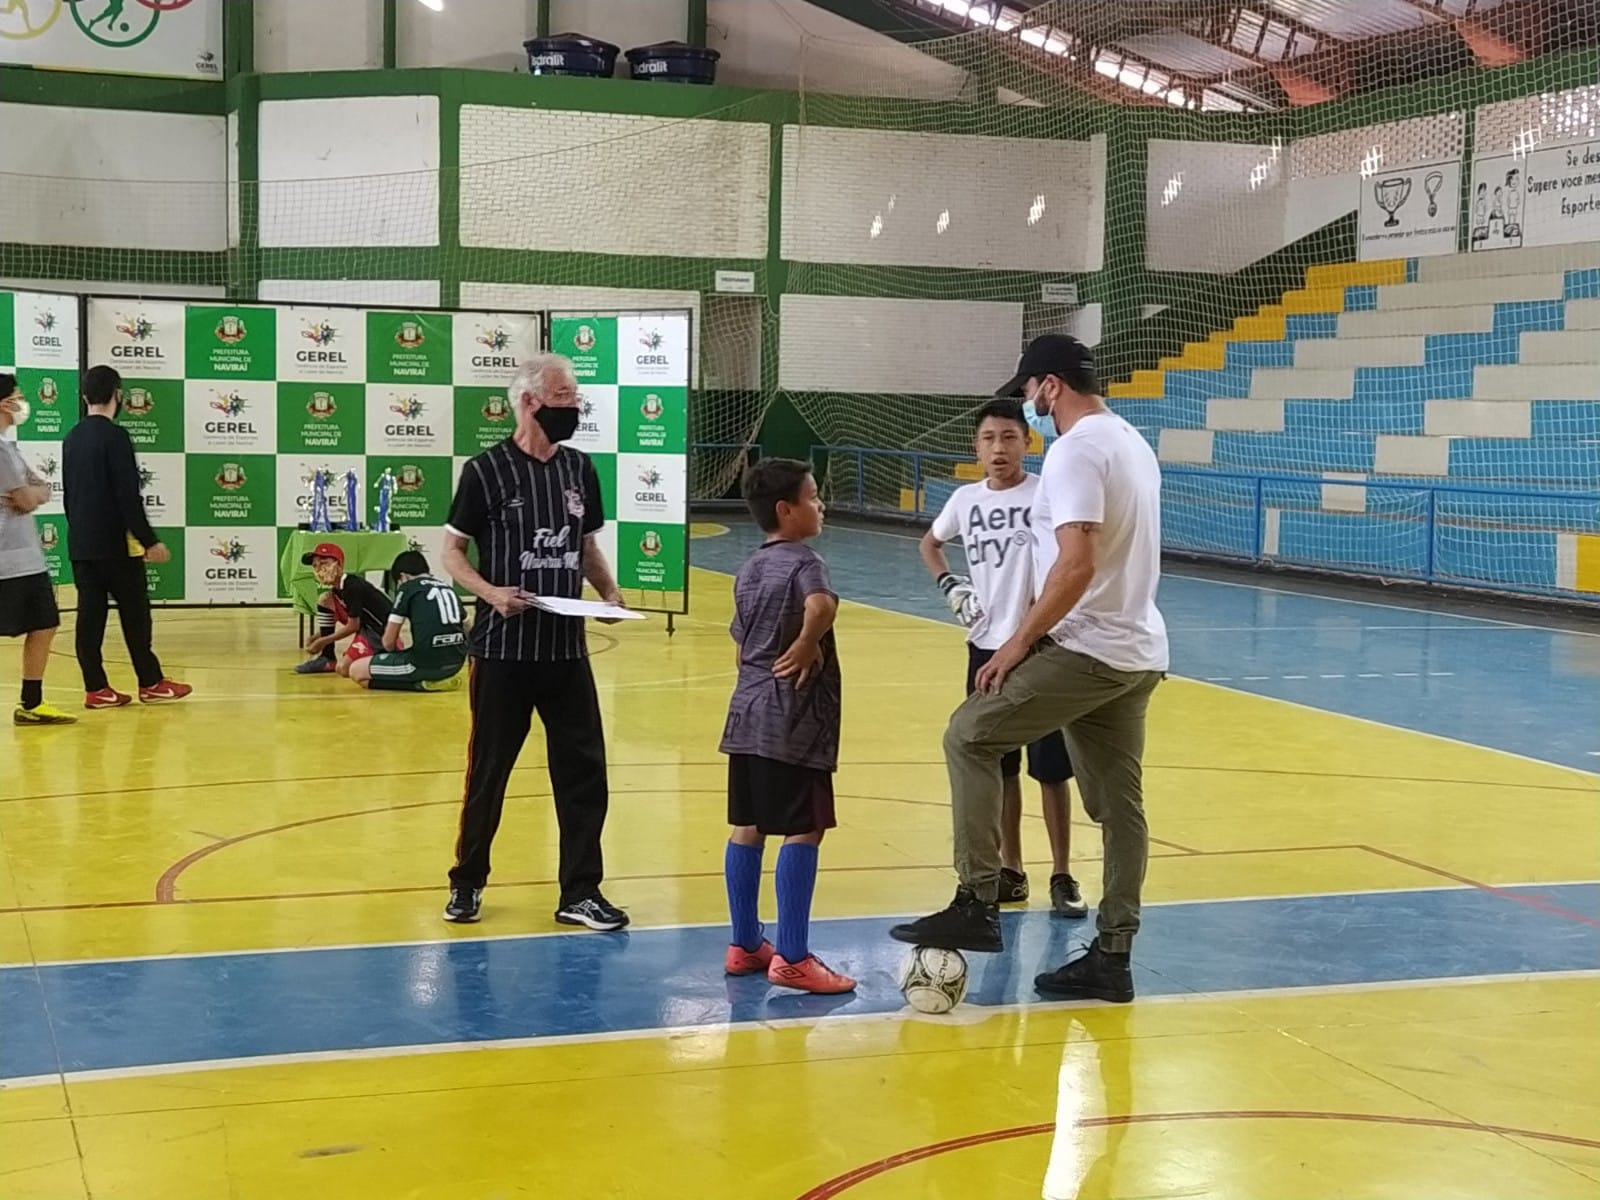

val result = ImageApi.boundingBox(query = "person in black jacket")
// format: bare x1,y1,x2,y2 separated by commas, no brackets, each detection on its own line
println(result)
62,365,191,709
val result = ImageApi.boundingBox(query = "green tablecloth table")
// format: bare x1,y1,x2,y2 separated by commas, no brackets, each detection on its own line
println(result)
279,530,412,617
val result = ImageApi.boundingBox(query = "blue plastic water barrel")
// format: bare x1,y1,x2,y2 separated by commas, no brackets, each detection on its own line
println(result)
522,33,620,78
625,41,720,85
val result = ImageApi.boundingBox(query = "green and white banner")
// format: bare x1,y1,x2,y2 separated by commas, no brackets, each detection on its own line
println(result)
551,311,692,606
71,298,692,612
0,0,223,81
1,287,81,587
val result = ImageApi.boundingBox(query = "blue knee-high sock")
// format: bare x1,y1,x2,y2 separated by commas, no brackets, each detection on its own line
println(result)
724,841,765,952
775,842,820,964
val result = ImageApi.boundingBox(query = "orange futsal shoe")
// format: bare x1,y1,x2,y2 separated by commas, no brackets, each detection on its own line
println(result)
767,953,857,994
724,940,776,977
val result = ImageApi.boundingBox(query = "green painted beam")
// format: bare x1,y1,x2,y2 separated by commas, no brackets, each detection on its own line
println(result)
536,0,550,39
383,0,398,69
687,0,707,48
0,69,224,114
224,0,254,79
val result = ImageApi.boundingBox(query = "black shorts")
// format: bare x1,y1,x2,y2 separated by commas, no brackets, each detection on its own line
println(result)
727,754,837,837
0,572,59,638
966,643,1073,783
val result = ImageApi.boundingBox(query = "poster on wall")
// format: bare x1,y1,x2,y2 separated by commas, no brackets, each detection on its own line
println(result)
550,311,692,614
1468,143,1600,252
0,287,81,586
0,0,223,81
1358,160,1462,260
86,297,542,605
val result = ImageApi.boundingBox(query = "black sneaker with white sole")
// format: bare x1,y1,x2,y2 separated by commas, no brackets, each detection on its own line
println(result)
888,886,1003,953
555,894,630,931
997,868,1030,904
444,886,482,923
1049,873,1089,919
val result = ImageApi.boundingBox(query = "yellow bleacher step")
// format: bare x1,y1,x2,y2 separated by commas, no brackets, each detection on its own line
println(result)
1282,286,1346,314
1305,259,1406,288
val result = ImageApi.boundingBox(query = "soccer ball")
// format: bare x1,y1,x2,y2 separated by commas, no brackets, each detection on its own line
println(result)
899,945,969,1014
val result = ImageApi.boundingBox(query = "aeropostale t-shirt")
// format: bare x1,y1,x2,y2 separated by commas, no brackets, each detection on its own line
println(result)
930,475,1039,651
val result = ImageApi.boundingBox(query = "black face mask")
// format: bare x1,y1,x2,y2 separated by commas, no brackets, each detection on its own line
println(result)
534,406,580,444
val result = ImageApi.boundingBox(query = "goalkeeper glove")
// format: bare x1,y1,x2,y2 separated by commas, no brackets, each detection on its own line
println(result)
937,572,984,628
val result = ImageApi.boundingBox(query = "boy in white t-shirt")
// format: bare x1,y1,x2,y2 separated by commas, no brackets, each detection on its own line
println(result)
893,335,1167,1005
919,398,1086,918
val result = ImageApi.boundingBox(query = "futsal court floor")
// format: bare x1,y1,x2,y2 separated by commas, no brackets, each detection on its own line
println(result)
1,520,1597,1199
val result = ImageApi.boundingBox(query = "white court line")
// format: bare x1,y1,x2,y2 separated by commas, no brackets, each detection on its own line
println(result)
4,967,1597,1093
8,879,1596,973
1187,678,1600,779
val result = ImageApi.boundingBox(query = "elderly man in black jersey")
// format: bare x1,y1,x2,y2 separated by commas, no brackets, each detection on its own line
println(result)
440,353,628,932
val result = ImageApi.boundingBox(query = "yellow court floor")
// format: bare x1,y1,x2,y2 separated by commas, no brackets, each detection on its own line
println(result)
1,536,1597,1199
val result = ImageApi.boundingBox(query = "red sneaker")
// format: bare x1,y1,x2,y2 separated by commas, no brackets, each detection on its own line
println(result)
725,940,776,977
767,953,857,994
139,680,193,704
84,688,133,710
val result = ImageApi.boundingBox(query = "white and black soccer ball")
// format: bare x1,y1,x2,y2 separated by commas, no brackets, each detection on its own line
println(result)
899,945,969,1014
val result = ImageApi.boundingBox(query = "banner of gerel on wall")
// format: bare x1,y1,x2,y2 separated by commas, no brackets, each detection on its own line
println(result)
1469,142,1600,252
85,298,541,605
550,311,692,611
1357,160,1463,261
0,0,223,81
1,287,82,587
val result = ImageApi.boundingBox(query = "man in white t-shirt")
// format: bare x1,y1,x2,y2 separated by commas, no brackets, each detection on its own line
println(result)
919,398,1086,919
892,335,1167,1004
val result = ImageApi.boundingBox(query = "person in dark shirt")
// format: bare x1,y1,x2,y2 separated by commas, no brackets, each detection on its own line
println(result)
346,550,467,693
299,542,395,676
62,365,190,709
439,352,628,932
717,458,853,995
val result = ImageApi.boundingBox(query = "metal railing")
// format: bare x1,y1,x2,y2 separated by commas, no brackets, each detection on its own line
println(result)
805,446,1600,602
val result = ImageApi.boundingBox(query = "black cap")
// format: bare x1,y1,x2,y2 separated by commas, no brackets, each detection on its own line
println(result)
996,334,1095,398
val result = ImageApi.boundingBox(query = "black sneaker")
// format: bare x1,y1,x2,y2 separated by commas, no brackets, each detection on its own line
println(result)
997,868,1030,904
1034,939,1134,1003
555,894,630,931
443,886,482,923
889,887,1003,953
1049,873,1089,919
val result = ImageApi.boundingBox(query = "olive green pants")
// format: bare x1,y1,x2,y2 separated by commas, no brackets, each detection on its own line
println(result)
944,640,1162,953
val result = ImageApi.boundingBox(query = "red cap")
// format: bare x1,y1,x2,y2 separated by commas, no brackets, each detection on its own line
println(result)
300,542,345,567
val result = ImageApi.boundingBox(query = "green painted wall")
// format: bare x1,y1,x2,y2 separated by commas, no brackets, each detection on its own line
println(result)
6,45,1600,463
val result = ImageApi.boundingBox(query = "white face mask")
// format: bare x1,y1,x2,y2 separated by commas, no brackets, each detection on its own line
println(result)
9,399,30,426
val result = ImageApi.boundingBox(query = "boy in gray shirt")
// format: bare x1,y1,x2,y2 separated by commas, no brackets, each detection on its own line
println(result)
0,374,75,724
718,458,853,994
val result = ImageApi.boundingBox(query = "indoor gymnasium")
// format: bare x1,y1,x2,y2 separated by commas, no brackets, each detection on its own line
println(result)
1,1,1598,1197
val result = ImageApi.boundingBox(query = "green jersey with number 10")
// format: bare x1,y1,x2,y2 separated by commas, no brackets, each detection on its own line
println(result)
393,575,468,666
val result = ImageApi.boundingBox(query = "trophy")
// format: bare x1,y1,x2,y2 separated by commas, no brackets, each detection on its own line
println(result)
308,468,331,532
344,469,360,532
1374,176,1411,227
375,469,395,532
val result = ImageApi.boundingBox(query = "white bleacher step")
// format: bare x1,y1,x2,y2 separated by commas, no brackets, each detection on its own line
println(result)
1415,241,1600,283
1375,435,1451,476
1158,428,1213,465
1519,329,1600,365
1294,335,1425,368
1425,399,1531,438
1376,272,1564,311
1337,306,1495,339
1474,362,1600,401
1565,297,1600,330
1207,398,1283,432
1321,472,1369,513
1248,367,1354,401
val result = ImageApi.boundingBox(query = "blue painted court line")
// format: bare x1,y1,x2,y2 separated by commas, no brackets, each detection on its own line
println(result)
691,525,1600,773
3,884,1596,1083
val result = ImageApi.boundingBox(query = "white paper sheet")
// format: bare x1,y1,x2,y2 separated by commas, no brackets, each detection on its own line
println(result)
527,596,646,620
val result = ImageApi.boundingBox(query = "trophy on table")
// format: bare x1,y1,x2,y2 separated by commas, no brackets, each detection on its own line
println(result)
375,468,396,532
344,469,360,532
1374,176,1412,228
306,467,332,533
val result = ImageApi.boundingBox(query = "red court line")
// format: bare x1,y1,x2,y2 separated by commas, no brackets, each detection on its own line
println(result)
794,1110,1600,1198
1356,845,1600,929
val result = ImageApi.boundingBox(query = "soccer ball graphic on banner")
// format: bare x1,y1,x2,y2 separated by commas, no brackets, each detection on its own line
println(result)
899,946,969,1014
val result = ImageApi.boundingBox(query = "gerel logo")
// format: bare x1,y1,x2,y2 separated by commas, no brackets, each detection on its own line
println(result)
636,328,669,367
207,538,256,582
635,466,668,505
32,310,61,350
385,396,433,438
111,313,162,360
472,325,518,371
298,320,346,364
